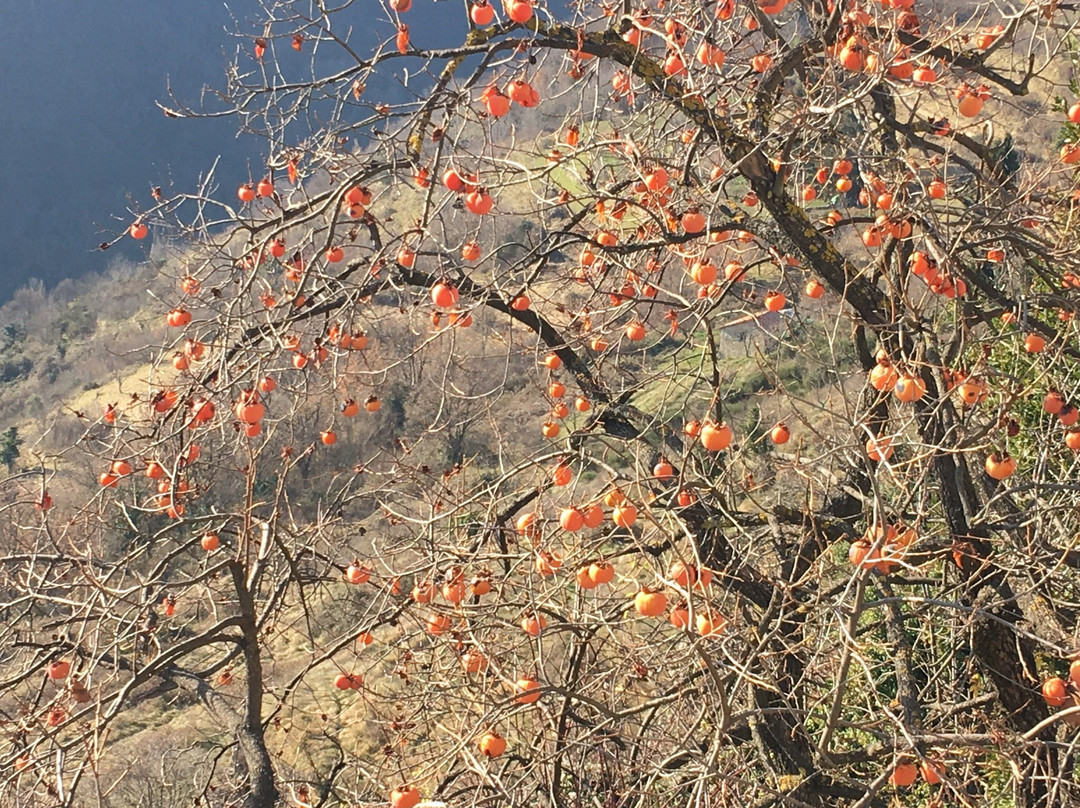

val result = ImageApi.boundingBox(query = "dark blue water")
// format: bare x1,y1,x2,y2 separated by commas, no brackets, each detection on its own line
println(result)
0,0,467,301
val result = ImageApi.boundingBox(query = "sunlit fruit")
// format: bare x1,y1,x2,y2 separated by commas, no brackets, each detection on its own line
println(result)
521,612,546,636
478,731,507,758
985,452,1017,480
865,435,894,462
889,762,918,788
764,291,786,312
696,612,726,636
471,1,495,25
345,563,372,585
893,374,926,403
514,677,542,703
700,421,732,451
560,507,584,532
504,0,533,23
426,613,451,635
612,503,637,528
588,560,614,584
633,589,667,617
1043,676,1068,707
576,566,597,589
390,787,421,808
548,461,573,487
921,759,945,785
770,422,791,444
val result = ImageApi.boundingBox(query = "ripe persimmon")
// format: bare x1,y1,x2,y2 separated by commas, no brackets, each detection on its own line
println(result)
508,79,540,107
515,511,539,539
587,560,614,585
521,613,546,635
535,550,562,577
390,787,421,808
681,208,706,234
696,612,726,636
770,423,791,444
1043,676,1068,707
912,65,937,84
669,561,708,588
663,598,689,629
426,613,451,635
559,507,584,532
764,291,786,311
551,463,572,486
478,731,507,758
700,421,732,451
893,374,926,403
690,261,717,285
576,565,597,588
865,435,894,462
751,52,773,72
504,0,532,23
481,85,510,117
167,308,192,328
443,168,467,193
869,363,899,392
470,1,495,25
612,503,637,527
465,190,494,214
889,762,918,788
582,505,605,529
633,589,667,617
920,759,945,785
345,563,371,585
514,677,541,704
431,282,459,308
985,452,1017,480
1070,659,1080,689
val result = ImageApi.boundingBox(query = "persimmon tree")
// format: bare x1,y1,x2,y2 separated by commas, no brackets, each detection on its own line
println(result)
7,0,1080,806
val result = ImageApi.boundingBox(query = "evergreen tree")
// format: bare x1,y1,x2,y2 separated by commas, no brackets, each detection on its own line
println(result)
0,427,22,473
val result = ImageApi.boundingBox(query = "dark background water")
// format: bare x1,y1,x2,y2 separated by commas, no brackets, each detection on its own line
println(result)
0,1,466,303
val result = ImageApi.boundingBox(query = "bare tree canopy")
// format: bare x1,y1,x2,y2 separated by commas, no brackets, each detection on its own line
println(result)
6,0,1080,806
